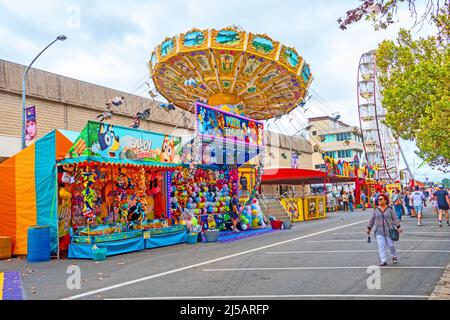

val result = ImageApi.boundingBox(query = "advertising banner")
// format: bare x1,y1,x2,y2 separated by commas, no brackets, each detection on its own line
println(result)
291,152,299,168
195,103,264,146
25,105,37,147
67,121,182,164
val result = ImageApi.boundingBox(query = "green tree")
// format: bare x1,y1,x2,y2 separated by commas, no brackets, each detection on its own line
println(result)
375,29,449,171
338,0,449,42
442,178,450,188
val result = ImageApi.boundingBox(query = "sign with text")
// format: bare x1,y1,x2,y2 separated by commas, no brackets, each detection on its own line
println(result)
195,103,264,146
66,121,182,164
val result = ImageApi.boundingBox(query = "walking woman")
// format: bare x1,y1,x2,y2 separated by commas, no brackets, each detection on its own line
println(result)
366,193,403,266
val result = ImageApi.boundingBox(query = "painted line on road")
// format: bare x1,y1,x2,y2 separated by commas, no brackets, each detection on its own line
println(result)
203,266,445,271
334,232,450,235
265,250,450,254
307,239,450,243
106,294,429,300
62,219,368,300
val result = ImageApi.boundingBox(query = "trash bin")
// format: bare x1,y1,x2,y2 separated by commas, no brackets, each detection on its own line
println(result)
92,247,107,261
186,233,198,244
270,220,282,229
282,221,292,230
204,230,219,242
27,225,50,262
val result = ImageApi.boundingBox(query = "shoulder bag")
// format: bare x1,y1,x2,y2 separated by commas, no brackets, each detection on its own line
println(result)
382,210,400,241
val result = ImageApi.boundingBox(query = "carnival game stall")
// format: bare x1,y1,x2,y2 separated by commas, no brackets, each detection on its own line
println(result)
60,121,188,259
171,102,267,235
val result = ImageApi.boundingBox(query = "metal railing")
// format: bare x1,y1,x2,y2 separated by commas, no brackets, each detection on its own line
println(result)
256,193,269,212
279,192,294,221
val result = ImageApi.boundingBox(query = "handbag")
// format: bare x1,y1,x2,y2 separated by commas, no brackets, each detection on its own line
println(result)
389,226,400,241
382,211,400,241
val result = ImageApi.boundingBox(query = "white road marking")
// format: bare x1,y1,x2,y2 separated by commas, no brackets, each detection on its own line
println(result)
203,266,444,271
334,232,450,235
62,219,368,300
265,250,450,254
307,239,450,243
106,294,429,300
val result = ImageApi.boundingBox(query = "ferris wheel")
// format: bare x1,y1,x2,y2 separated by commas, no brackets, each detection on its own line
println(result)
357,50,401,182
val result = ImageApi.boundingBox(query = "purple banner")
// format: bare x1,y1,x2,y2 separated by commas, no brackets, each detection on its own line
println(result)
25,105,37,147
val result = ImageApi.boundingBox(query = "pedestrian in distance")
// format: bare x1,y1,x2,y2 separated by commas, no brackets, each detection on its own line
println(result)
430,191,439,216
366,193,403,266
433,185,450,227
230,193,241,232
392,188,403,221
373,191,380,207
404,190,412,216
348,191,354,212
361,190,367,210
342,191,349,212
412,185,426,226
408,189,417,218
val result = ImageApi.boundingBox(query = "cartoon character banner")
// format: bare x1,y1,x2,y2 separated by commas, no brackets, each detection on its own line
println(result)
66,121,182,164
195,102,264,146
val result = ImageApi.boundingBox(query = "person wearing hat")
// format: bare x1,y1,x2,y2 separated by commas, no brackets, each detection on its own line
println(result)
433,185,450,227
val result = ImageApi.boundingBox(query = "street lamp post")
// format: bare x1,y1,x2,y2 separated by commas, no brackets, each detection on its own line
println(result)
21,35,67,149
289,124,312,197
289,124,312,161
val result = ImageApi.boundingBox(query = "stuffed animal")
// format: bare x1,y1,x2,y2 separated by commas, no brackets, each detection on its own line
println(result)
207,214,216,230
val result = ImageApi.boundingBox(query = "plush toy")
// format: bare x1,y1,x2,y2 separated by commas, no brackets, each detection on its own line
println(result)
207,214,216,230
81,172,97,222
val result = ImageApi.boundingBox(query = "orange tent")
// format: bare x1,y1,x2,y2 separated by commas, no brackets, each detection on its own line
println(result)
0,130,74,255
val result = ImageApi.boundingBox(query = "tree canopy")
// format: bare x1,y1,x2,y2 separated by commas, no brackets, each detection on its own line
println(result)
376,29,449,171
338,0,449,42
442,178,450,188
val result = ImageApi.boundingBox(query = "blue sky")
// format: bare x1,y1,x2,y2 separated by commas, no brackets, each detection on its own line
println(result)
0,0,447,182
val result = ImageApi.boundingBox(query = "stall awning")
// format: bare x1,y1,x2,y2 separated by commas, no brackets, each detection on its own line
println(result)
262,168,358,185
57,156,181,169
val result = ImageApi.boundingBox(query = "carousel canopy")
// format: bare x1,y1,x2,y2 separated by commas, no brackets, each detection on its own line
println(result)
149,27,313,120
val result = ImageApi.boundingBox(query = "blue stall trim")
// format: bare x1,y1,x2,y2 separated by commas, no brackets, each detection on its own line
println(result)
144,229,187,249
68,237,145,259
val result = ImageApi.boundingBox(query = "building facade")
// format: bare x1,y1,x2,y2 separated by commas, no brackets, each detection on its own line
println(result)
307,116,364,171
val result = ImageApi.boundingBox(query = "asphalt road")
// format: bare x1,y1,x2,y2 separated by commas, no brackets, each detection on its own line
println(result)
1,206,449,300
